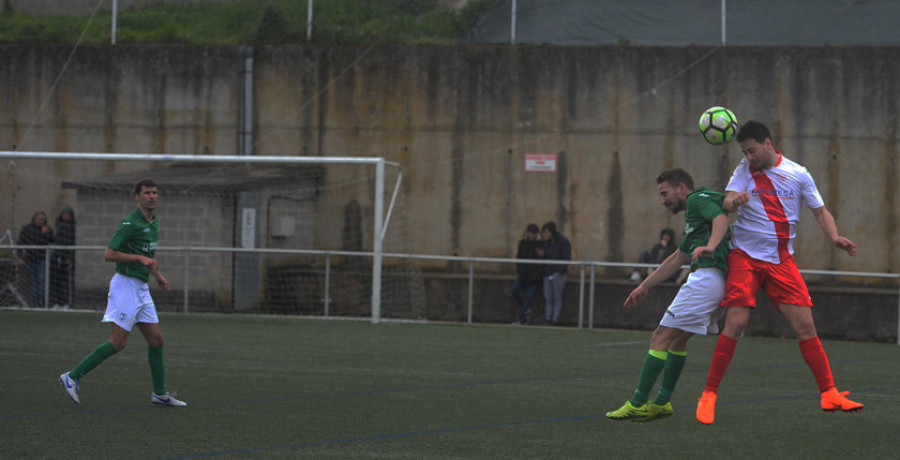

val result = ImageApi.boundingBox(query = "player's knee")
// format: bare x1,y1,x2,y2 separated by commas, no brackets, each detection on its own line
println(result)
111,339,127,352
725,317,748,335
793,320,817,339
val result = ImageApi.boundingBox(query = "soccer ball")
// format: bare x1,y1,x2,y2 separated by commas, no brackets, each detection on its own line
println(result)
698,106,739,145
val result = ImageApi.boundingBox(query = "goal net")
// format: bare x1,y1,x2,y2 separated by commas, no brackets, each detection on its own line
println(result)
0,152,424,323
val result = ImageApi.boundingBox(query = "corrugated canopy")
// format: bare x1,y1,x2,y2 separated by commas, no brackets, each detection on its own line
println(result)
464,0,900,46
62,164,324,195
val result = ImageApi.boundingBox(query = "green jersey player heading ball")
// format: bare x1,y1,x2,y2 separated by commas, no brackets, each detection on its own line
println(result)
606,169,737,422
59,178,186,407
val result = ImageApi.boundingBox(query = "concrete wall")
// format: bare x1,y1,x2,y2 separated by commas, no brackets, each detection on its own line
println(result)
0,44,897,278
253,45,899,277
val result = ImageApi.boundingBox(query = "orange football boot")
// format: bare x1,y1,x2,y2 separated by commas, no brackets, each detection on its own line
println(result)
821,388,864,413
696,390,717,425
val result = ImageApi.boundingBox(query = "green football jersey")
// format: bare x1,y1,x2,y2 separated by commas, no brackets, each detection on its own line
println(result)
107,207,159,282
677,186,729,273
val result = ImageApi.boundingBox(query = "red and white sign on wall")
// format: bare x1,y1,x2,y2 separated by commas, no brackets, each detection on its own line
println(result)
524,153,557,173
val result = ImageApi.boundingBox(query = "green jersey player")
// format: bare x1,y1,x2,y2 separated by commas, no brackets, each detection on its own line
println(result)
59,179,186,407
606,169,735,422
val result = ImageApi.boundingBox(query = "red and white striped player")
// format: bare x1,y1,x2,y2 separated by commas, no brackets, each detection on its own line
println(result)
696,120,863,425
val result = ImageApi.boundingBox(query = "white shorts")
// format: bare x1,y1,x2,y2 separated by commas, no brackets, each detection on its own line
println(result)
659,267,725,335
102,273,159,332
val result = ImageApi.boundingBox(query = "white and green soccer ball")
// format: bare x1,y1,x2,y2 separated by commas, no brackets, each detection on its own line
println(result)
698,106,739,145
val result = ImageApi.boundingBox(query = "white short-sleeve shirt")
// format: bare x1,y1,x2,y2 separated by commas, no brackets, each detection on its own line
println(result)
727,153,824,264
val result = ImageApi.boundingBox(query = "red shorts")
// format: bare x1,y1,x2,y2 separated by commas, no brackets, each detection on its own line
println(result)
720,249,813,308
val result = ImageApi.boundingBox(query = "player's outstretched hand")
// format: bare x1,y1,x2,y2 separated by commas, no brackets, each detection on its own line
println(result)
624,285,648,309
834,236,857,256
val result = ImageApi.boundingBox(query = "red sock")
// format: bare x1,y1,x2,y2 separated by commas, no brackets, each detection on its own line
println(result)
799,337,835,392
704,334,738,393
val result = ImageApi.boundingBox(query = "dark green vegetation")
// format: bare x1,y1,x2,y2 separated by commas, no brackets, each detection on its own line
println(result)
0,0,494,45
2,309,896,459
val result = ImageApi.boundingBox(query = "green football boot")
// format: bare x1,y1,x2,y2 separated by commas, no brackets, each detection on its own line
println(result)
605,401,648,420
640,402,674,422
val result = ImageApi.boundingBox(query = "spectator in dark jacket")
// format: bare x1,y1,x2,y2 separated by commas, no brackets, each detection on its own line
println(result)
51,207,76,309
537,221,571,325
17,210,54,307
511,223,543,325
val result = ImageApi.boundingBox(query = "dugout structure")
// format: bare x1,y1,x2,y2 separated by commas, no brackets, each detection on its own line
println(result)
0,151,407,323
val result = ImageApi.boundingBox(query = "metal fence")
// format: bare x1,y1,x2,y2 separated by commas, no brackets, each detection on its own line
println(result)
4,244,899,344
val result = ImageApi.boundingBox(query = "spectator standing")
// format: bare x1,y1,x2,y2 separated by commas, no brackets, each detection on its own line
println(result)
51,207,76,309
537,221,571,326
511,223,542,325
17,210,54,307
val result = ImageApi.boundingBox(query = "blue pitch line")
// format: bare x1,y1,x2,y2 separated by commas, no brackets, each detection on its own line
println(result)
1,359,875,421
163,386,899,460
0,379,520,421
160,413,607,460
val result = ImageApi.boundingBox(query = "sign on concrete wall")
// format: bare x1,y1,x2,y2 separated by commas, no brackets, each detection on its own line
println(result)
524,154,556,173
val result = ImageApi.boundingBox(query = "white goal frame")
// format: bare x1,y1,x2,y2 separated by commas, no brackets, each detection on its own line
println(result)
0,151,401,324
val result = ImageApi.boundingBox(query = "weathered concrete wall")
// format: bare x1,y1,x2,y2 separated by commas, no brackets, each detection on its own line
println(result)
0,45,238,239
251,45,899,276
0,45,897,279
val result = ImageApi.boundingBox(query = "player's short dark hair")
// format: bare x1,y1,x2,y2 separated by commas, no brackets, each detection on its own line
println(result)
526,223,540,234
133,178,157,195
736,120,772,144
656,169,694,191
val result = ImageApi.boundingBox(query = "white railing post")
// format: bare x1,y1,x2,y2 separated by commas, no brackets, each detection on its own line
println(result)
371,159,384,324
43,250,50,309
510,0,517,45
324,252,331,317
588,263,596,329
467,258,475,324
111,0,118,45
578,264,585,329
307,0,313,42
721,0,727,45
183,248,190,313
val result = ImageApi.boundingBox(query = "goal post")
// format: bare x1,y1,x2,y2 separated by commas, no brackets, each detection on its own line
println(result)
0,151,401,323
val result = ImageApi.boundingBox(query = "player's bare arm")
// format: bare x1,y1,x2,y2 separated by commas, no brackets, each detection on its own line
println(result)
810,206,857,256
150,267,171,291
722,191,749,213
104,248,160,271
624,250,689,309
691,214,730,263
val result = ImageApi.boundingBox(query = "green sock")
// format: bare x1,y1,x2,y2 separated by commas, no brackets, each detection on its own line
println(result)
148,345,166,395
653,349,687,405
69,341,117,381
629,349,667,406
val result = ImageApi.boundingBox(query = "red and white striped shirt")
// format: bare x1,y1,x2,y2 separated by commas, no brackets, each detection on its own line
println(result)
726,153,824,264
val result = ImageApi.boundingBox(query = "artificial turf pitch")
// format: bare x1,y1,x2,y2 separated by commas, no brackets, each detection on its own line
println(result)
1,309,896,459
